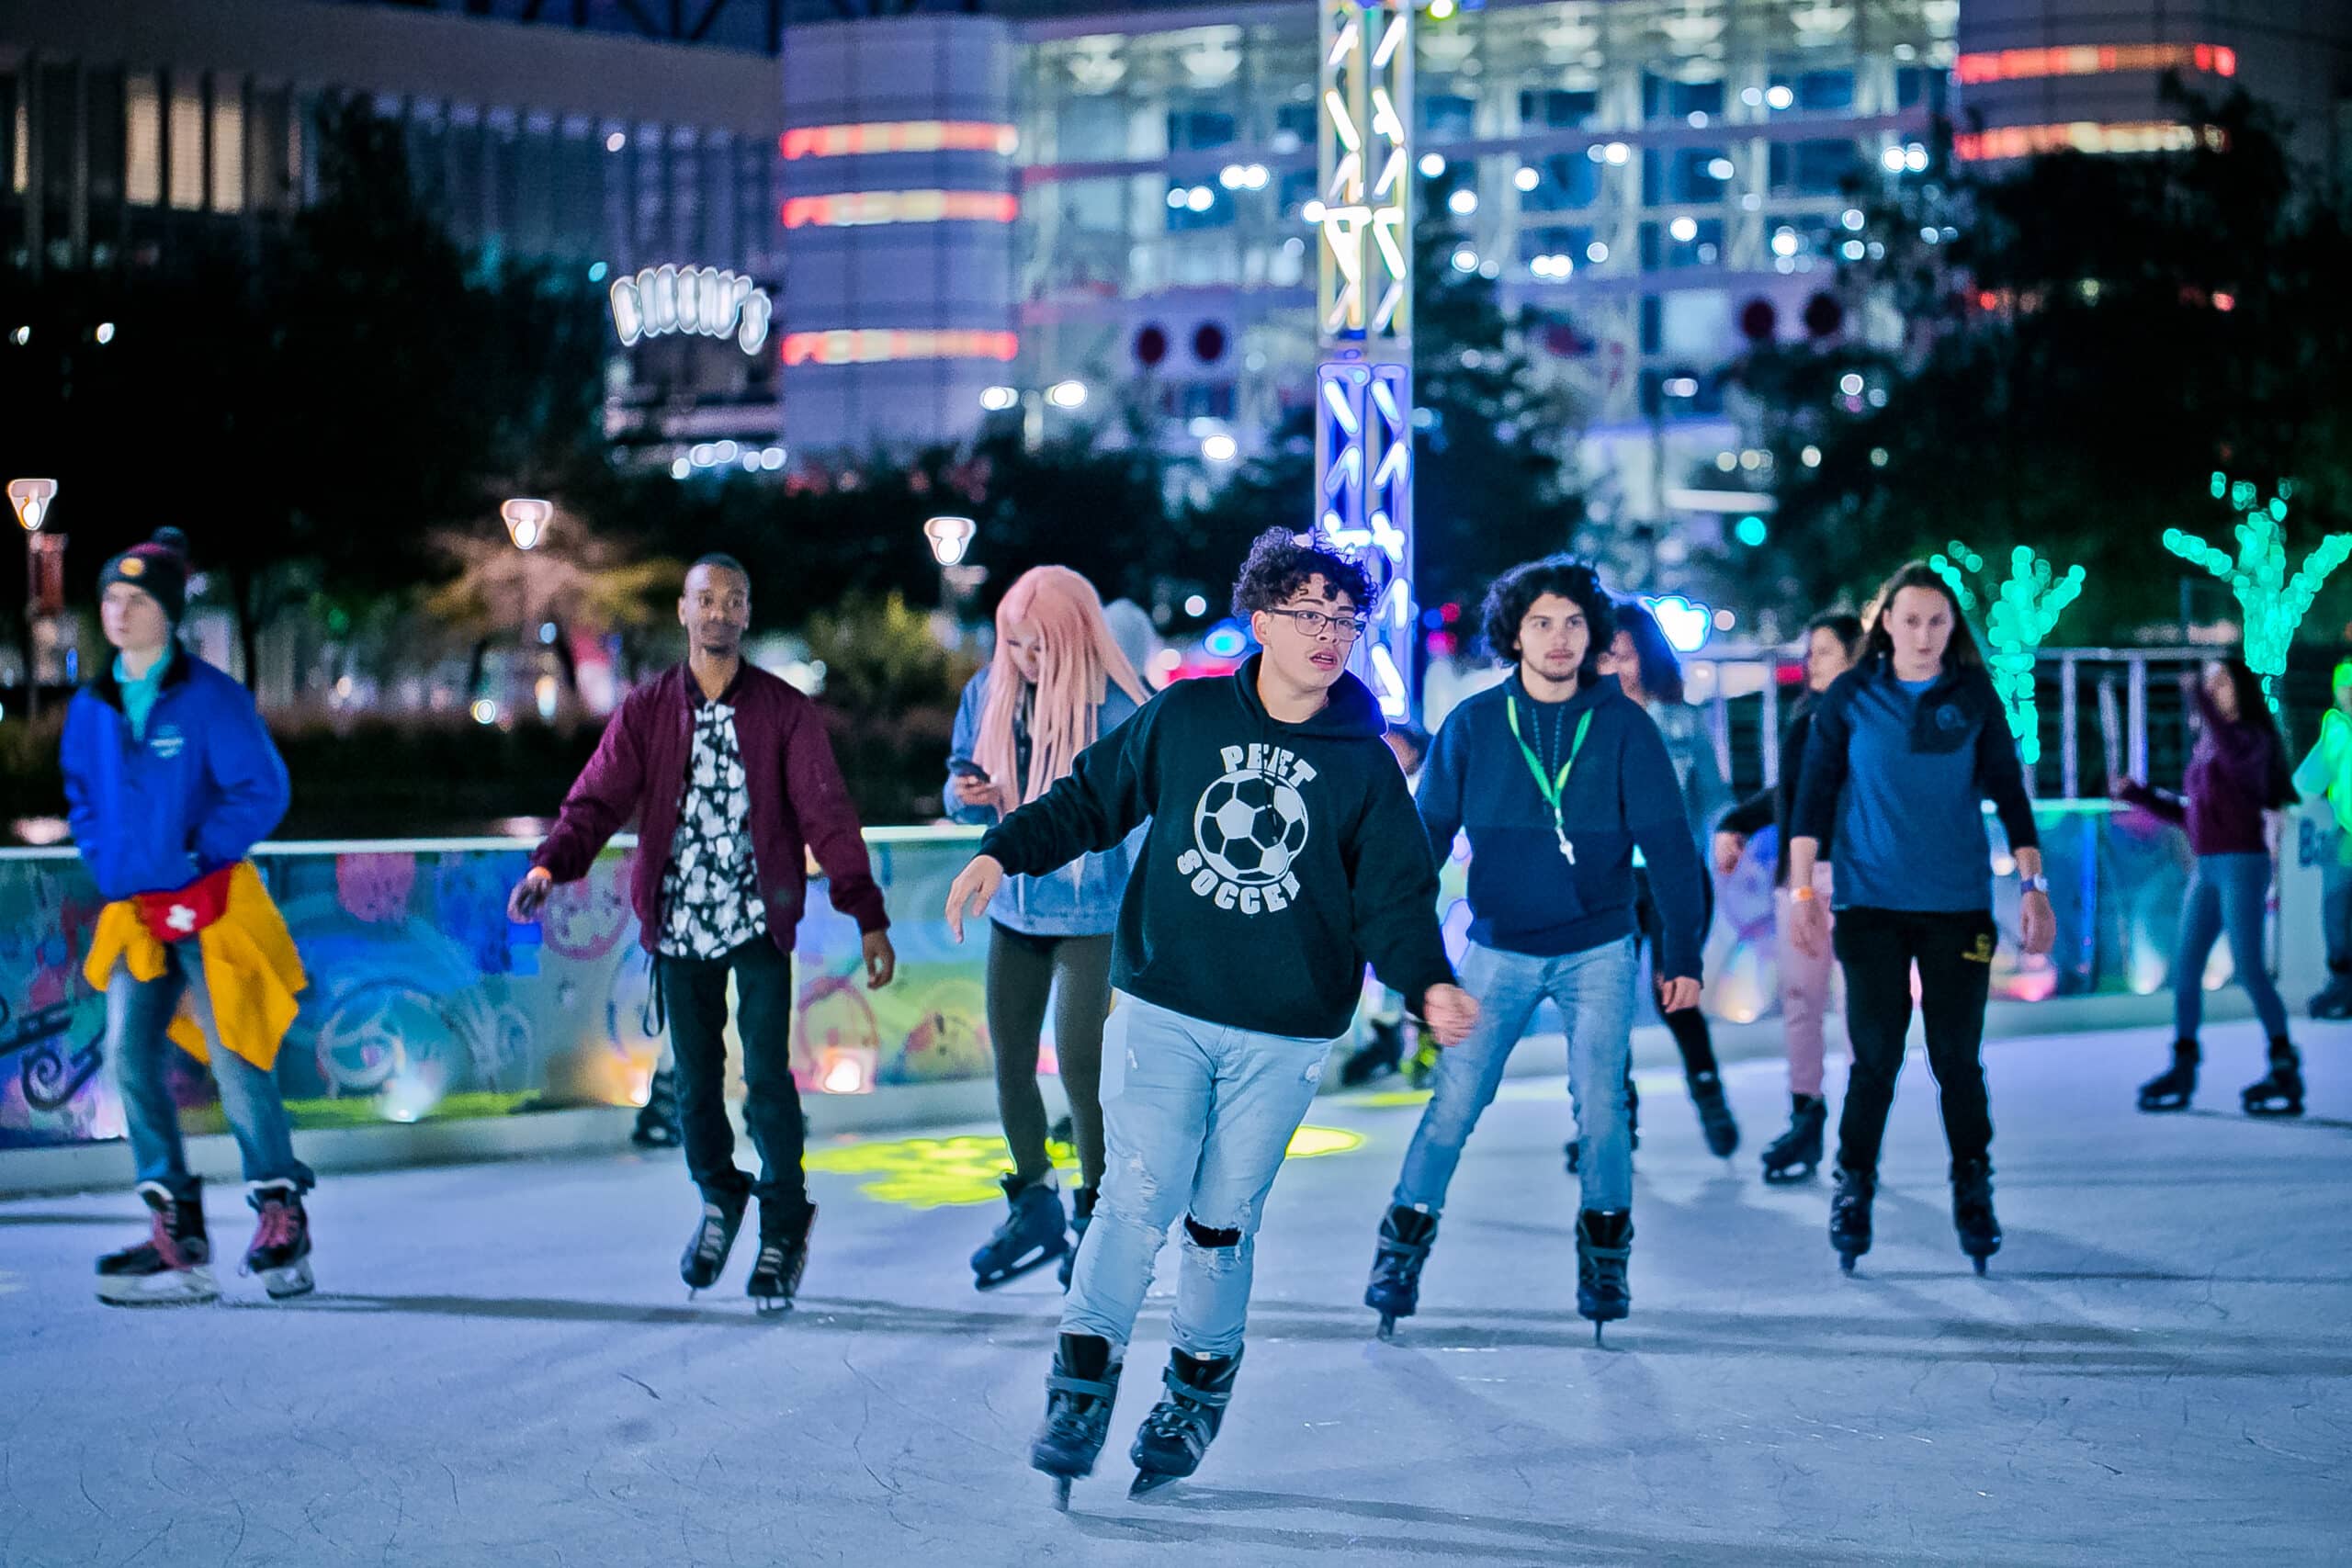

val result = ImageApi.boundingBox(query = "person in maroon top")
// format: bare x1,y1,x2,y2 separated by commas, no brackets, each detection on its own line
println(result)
2114,657,2301,1117
508,555,898,1310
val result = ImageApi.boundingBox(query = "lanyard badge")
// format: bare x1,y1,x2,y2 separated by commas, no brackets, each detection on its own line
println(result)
1506,692,1592,863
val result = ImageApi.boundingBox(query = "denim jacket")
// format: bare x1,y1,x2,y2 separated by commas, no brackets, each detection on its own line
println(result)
945,665,1144,936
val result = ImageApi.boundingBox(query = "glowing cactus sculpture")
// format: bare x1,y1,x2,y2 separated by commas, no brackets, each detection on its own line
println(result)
2163,473,2352,712
1928,540,2086,766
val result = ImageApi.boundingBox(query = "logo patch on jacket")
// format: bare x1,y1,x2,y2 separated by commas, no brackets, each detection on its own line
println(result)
1935,704,1967,733
150,725,186,760
1176,743,1316,914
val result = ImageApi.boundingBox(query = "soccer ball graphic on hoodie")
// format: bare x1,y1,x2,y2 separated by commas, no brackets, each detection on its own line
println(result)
1193,771,1311,886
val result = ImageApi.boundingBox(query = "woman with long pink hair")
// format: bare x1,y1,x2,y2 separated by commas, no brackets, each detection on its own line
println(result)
946,566,1151,1291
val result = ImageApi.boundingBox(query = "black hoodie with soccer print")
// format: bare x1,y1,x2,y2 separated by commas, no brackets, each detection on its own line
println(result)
979,654,1454,1041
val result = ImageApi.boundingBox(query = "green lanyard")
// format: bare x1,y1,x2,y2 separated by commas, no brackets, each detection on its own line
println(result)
1506,690,1593,863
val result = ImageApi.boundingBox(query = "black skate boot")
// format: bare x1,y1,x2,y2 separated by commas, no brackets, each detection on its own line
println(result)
1058,1187,1095,1291
1829,1165,1874,1275
2136,1039,2199,1112
971,1170,1069,1291
242,1180,315,1300
680,1184,748,1295
631,1066,682,1148
1128,1347,1242,1498
1951,1157,2001,1275
1032,1332,1124,1510
746,1198,815,1314
1364,1204,1438,1338
1575,1210,1633,1346
2309,974,2352,1021
1760,1094,1827,1183
1340,1018,1405,1087
1688,1069,1739,1158
2243,1037,2305,1117
96,1180,219,1306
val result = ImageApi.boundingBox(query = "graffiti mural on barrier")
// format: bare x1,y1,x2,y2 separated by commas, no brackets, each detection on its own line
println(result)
0,807,2194,1152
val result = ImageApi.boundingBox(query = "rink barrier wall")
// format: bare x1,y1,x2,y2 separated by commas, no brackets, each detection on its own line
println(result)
0,807,2330,1195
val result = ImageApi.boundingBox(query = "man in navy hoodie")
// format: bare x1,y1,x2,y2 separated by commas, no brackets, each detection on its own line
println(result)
944,529,1476,1504
1363,555,1708,1344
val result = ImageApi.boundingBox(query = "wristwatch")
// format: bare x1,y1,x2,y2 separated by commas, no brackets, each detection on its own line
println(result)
2018,874,2049,896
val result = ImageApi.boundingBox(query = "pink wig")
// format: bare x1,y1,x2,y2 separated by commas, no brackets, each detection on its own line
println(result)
975,567,1149,808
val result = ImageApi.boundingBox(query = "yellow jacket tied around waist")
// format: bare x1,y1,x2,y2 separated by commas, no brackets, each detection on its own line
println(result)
84,862,308,1074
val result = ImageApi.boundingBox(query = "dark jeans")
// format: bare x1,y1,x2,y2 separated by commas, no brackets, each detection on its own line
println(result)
1832,907,1996,1176
657,936,808,1224
987,922,1114,1190
1635,870,1720,1078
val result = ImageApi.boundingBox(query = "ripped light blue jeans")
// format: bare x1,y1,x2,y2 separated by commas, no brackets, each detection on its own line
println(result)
1059,993,1338,1359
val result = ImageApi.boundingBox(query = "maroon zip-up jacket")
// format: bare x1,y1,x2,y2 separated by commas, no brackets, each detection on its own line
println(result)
531,661,889,951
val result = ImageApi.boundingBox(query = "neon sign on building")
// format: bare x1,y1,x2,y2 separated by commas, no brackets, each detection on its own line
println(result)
1956,42,2235,85
780,121,1018,159
609,265,773,355
779,329,1020,367
780,190,1019,229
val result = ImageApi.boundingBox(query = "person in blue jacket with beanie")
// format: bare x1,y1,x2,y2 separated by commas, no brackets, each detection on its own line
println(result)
62,529,309,1305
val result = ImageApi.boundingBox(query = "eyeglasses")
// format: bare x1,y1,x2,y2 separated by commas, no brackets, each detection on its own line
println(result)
1268,606,1370,642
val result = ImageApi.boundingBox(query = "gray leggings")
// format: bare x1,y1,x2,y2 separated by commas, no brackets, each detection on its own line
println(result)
988,922,1114,1190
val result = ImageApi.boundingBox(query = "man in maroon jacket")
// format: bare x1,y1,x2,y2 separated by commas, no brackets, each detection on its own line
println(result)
508,554,896,1311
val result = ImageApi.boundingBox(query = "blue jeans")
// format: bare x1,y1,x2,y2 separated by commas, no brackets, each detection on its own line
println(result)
108,951,313,1201
1060,995,1338,1359
2322,853,2352,978
2176,852,2289,1040
1394,937,1639,1213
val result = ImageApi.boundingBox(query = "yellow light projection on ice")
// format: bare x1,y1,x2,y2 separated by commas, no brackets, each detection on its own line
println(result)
806,1126,1365,1209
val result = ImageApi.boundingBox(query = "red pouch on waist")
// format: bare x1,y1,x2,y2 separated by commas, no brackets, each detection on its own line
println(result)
133,865,237,944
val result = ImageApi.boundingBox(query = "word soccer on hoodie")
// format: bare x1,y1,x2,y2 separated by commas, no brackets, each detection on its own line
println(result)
979,655,1455,1042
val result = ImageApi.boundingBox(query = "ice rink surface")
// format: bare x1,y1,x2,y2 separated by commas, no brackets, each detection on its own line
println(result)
3,1020,2346,1567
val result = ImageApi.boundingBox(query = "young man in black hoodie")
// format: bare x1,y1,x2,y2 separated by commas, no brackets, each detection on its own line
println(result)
944,529,1476,1505
1363,556,1708,1344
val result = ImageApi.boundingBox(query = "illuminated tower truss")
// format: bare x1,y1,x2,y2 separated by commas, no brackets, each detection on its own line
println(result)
1316,0,1416,721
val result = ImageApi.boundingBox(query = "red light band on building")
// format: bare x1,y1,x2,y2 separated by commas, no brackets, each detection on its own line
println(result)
780,329,1022,366
1956,42,2236,85
1954,121,2226,161
780,121,1019,159
780,190,1020,228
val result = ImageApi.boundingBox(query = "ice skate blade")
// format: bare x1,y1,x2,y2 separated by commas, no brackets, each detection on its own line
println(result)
1051,1477,1071,1512
2244,1101,2304,1119
2137,1097,2189,1113
1971,1256,1988,1277
96,1267,220,1307
973,1246,1067,1292
1592,1321,1604,1347
1128,1472,1182,1500
1375,1313,1396,1340
752,1296,794,1316
1838,1253,1858,1276
260,1259,315,1301
1761,1162,1816,1185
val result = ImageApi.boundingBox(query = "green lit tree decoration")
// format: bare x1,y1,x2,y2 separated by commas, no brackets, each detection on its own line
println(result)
1928,540,2087,767
2164,473,2352,712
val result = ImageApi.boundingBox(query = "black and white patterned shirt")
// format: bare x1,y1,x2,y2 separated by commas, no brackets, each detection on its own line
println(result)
656,697,768,960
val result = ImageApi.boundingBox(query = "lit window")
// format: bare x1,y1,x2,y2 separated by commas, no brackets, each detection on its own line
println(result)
1953,121,2224,161
1955,43,2235,85
779,190,1019,228
779,329,1021,366
779,121,1018,159
125,77,162,206
168,85,204,210
210,90,244,213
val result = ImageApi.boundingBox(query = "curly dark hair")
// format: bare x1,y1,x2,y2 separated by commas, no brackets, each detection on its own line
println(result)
1478,555,1614,678
1229,528,1374,619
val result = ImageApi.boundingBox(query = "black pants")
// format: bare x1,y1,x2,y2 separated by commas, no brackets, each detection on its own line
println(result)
1635,870,1719,1079
1832,908,1996,1176
987,922,1114,1190
657,936,809,1224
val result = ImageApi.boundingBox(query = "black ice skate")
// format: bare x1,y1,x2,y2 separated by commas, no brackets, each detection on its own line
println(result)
1364,1204,1438,1338
746,1199,815,1314
1829,1165,1874,1275
242,1180,314,1300
2136,1039,2199,1112
1128,1347,1241,1498
1951,1157,2001,1275
1032,1333,1123,1510
96,1180,219,1307
680,1185,748,1295
1759,1094,1826,1183
631,1066,682,1148
970,1172,1068,1291
2242,1039,2305,1118
1574,1209,1633,1346
1339,1018,1405,1087
1058,1187,1095,1292
1688,1070,1738,1158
